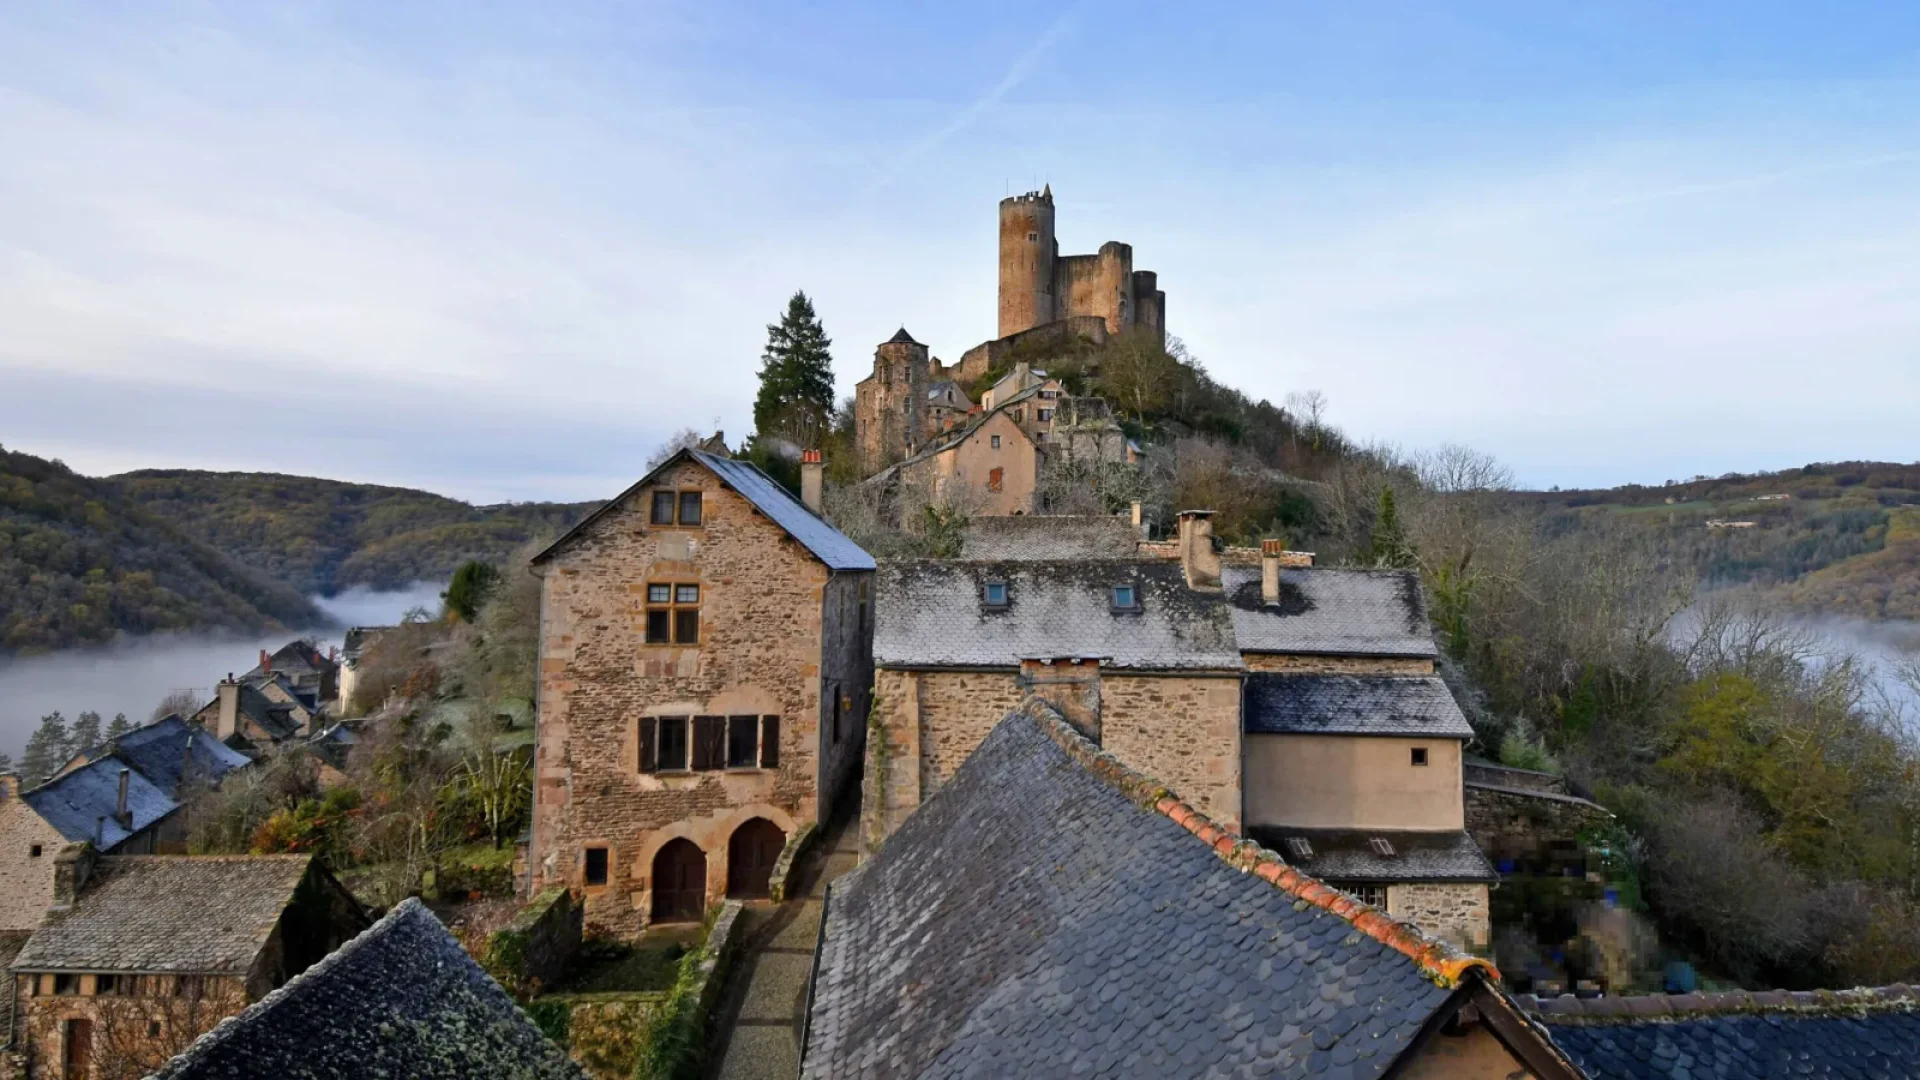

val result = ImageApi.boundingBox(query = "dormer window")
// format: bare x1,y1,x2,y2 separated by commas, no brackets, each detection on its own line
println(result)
982,581,1010,609
1110,584,1139,611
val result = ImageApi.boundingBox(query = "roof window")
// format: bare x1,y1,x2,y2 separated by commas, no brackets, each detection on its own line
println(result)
1369,837,1396,857
982,581,1010,609
1284,837,1313,860
1110,584,1140,612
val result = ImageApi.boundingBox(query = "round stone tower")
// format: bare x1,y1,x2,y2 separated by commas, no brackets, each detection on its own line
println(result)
998,186,1056,339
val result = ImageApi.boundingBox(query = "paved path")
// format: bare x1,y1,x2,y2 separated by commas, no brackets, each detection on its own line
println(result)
708,813,859,1080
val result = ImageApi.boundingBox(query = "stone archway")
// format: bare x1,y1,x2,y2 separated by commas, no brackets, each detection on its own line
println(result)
726,818,787,900
651,838,707,923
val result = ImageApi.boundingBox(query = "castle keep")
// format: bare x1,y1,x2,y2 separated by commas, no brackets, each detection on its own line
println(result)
998,185,1166,343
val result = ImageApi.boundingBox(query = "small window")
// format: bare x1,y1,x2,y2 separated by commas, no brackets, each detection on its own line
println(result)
988,467,1004,493
1342,884,1389,907
831,690,842,744
584,846,609,886
990,435,1001,450
148,1020,162,1038
29,844,42,858
644,716,690,772
1026,231,1038,242
1410,747,1429,767
983,581,1009,608
727,715,760,768
53,973,79,995
675,609,700,645
678,491,703,526
1110,584,1138,611
1369,837,1397,857
95,974,119,996
651,491,676,524
692,716,726,771
1037,409,1053,422
760,716,780,768
1285,837,1313,860
646,582,700,645
174,975,204,999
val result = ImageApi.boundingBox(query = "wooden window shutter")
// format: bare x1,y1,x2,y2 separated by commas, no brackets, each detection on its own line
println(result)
693,716,725,771
639,717,658,773
760,716,780,768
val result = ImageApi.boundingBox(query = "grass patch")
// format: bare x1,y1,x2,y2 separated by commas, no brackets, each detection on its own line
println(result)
552,927,704,995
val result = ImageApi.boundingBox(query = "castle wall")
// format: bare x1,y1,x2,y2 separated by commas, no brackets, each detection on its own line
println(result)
998,194,1056,339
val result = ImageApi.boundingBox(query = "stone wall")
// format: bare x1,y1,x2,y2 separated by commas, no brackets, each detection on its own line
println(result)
1465,782,1612,864
0,803,66,931
532,458,864,934
14,972,249,1079
1099,674,1242,832
484,886,584,999
1388,883,1490,952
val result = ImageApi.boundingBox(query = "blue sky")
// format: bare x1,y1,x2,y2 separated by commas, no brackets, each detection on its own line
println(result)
1,2,1916,502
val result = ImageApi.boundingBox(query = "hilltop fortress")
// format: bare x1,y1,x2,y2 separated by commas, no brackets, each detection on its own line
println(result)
854,187,1167,480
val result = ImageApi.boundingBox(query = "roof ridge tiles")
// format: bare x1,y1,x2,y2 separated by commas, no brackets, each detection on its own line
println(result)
1516,983,1920,1023
1018,699,1497,989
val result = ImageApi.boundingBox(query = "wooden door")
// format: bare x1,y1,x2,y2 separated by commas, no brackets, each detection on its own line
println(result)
651,839,707,923
727,818,786,899
64,1017,92,1078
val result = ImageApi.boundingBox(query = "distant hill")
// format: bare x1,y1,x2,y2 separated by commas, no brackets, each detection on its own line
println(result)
1509,461,1920,620
110,470,599,596
0,447,325,653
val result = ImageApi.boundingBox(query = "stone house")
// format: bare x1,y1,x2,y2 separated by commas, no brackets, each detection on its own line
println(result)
334,626,393,715
241,642,338,712
805,704,1581,1080
528,447,875,934
189,676,313,750
6,851,365,1079
1,764,179,934
866,514,1497,948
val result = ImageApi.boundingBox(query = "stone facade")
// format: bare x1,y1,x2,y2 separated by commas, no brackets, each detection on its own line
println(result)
1388,882,1491,952
886,411,1041,518
530,456,873,935
0,794,68,932
1464,780,1612,864
997,187,1166,343
14,971,249,1079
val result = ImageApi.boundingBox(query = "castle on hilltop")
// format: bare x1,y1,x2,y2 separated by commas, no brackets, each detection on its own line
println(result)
853,188,1167,480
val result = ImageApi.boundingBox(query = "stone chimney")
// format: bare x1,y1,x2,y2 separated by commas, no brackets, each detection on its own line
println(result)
0,774,17,801
114,768,131,829
50,843,97,912
1130,501,1145,538
800,449,824,513
1019,658,1103,744
259,648,272,673
1261,539,1286,605
1176,511,1221,591
216,676,241,741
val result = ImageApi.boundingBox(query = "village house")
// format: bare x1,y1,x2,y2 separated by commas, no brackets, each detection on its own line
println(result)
6,850,366,1079
146,900,582,1079
190,675,315,750
241,642,338,713
866,512,1496,947
528,446,875,933
334,626,392,714
804,704,1581,1079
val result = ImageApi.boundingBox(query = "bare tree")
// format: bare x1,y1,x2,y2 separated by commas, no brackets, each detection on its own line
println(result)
1096,330,1179,421
151,688,204,724
646,426,712,469
90,977,250,1080
1285,389,1329,449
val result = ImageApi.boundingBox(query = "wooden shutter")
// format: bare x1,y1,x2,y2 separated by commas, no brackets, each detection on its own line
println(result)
693,716,725,771
760,715,780,768
639,717,658,773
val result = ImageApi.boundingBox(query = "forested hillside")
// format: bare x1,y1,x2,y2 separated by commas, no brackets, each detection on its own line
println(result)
0,446,324,653
112,471,597,595
1509,461,1920,619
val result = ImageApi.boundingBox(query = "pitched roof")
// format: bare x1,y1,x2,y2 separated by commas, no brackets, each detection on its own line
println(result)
803,704,1497,1079
1518,986,1920,1079
151,898,584,1080
1245,828,1497,884
885,326,921,345
106,714,252,799
12,855,314,973
1226,567,1436,658
532,449,875,572
874,559,1241,670
1244,674,1474,738
340,626,392,664
236,682,303,740
956,515,1141,561
22,758,178,848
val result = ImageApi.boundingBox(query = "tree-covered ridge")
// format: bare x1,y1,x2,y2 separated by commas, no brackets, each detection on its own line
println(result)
0,446,324,654
111,470,597,596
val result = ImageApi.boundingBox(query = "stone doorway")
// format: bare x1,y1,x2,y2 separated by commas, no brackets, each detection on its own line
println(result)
652,838,707,923
65,1017,92,1076
726,818,786,899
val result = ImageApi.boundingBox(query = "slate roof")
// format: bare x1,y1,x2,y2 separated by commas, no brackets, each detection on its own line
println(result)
886,326,921,345
1518,986,1920,1080
1244,829,1497,884
22,758,178,849
340,626,392,664
107,714,251,799
1244,674,1474,738
1226,566,1437,658
803,704,1496,1079
236,683,303,741
12,855,314,973
957,515,1141,561
874,559,1241,670
532,448,875,572
151,898,584,1080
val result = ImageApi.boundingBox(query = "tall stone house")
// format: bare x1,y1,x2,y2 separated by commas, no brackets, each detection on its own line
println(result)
7,851,365,1080
866,513,1496,949
528,447,875,934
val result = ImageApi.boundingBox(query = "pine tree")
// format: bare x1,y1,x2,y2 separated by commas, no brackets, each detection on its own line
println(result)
19,712,72,785
752,291,836,448
1367,486,1416,569
106,713,133,739
0,752,12,775
71,710,103,753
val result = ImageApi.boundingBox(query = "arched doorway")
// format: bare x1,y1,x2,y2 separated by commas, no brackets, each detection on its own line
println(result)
727,818,786,899
651,839,707,923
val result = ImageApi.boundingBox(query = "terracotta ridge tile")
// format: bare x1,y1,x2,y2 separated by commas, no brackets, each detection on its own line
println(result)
1019,701,1497,989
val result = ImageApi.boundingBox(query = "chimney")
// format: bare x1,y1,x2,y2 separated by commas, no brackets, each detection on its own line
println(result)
1019,658,1103,744
1130,501,1145,538
50,843,97,911
216,678,241,741
259,648,271,673
1261,539,1287,605
1176,511,1221,591
800,449,824,514
115,768,131,829
0,774,17,801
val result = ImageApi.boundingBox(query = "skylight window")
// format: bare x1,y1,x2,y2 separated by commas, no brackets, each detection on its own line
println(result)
982,581,1010,608
1110,584,1139,611
1285,837,1313,860
1369,837,1397,858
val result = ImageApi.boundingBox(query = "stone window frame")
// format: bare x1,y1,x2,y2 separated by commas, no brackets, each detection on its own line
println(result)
644,582,701,645
649,489,704,527
642,714,779,774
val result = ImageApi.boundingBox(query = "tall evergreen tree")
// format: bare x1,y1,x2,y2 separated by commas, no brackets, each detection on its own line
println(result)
106,713,134,739
19,711,72,785
1366,486,1416,569
71,710,103,753
752,291,836,448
